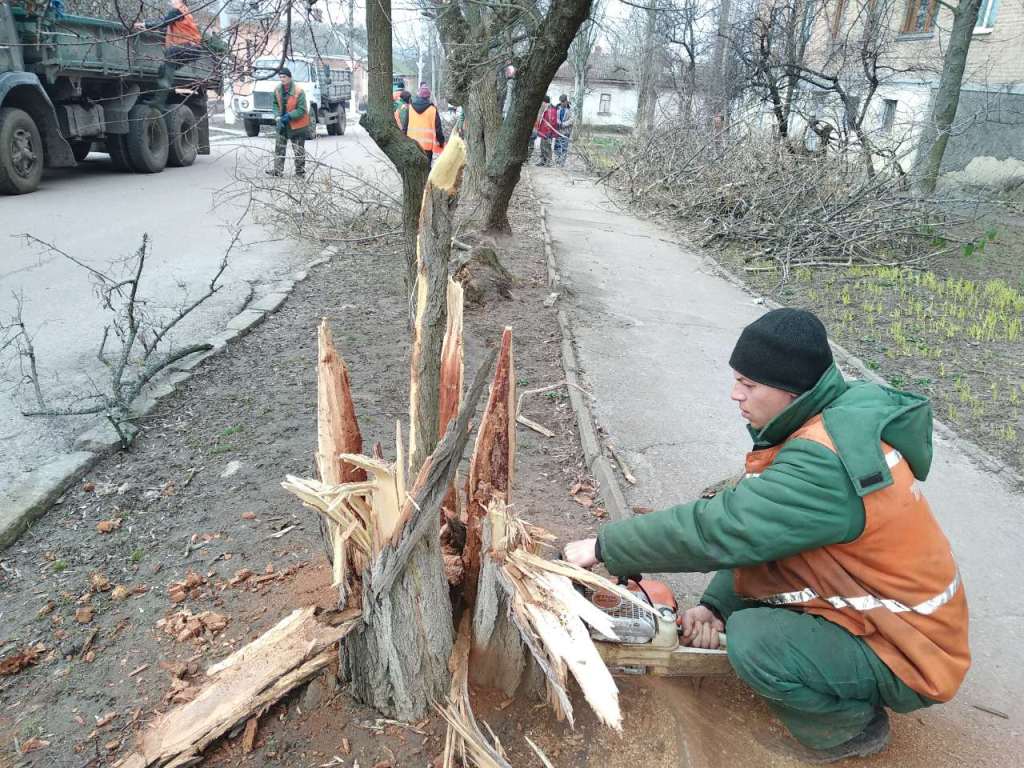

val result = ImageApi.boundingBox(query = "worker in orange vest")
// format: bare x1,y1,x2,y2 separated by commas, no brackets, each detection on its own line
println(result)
135,0,202,107
266,68,310,178
564,308,969,763
400,85,446,165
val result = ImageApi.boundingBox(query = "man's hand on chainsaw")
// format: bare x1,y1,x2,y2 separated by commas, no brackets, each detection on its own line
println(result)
679,605,725,649
563,538,598,569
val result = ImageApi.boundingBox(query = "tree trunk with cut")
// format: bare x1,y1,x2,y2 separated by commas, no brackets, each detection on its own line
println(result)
465,68,503,201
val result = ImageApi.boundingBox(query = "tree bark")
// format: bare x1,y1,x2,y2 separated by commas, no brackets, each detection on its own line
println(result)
359,0,431,292
634,2,659,132
437,0,593,234
709,0,732,124
465,68,503,200
916,0,982,194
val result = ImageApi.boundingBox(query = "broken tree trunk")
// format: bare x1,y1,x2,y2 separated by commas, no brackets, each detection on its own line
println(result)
439,278,465,521
115,607,360,768
463,327,515,607
316,319,367,606
344,349,497,720
408,135,468,478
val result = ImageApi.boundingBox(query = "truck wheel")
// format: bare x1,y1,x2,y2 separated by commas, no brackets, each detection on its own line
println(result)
107,134,135,172
309,106,318,138
326,118,337,137
337,106,346,135
0,107,44,195
166,105,198,167
126,104,169,173
244,118,260,137
70,140,92,163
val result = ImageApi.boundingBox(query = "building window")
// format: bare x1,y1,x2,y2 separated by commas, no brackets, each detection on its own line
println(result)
881,99,897,134
598,93,611,115
901,0,936,33
975,0,999,31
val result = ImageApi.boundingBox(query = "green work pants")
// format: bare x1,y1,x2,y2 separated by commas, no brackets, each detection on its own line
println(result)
712,574,934,749
274,132,306,175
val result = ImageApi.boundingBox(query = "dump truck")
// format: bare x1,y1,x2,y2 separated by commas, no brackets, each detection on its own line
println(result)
234,55,351,137
0,1,223,195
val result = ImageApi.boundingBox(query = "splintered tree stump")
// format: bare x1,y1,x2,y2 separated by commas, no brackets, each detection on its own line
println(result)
342,137,471,721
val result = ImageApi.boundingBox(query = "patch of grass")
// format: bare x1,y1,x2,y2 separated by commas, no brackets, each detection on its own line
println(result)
220,425,244,438
51,559,67,573
209,444,235,456
130,548,144,563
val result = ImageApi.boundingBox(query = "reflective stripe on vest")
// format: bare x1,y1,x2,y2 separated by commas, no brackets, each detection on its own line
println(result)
759,569,961,616
276,86,310,131
166,1,201,47
407,105,439,153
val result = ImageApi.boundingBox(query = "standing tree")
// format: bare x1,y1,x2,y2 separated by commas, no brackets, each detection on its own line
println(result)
568,0,606,124
915,0,983,193
430,0,595,232
634,1,661,132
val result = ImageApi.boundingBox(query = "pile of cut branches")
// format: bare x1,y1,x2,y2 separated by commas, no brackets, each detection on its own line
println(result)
600,123,971,276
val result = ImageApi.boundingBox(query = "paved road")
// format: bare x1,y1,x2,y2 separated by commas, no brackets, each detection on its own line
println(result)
534,169,1023,766
0,122,388,494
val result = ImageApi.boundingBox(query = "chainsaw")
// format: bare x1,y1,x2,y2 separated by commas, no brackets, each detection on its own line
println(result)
582,576,732,678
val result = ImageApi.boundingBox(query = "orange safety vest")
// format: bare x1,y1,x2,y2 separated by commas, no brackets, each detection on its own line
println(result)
734,415,970,702
275,85,311,131
407,104,441,154
165,0,201,48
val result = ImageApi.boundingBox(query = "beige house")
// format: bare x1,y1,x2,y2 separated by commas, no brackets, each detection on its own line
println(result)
773,0,1023,182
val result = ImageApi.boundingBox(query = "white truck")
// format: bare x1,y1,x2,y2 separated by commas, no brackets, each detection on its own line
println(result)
235,55,351,137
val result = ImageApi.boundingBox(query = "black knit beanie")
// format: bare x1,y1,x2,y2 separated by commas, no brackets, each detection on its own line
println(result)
729,309,833,394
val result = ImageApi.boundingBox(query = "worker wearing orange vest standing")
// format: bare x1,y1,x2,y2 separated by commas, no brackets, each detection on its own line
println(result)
401,85,446,165
563,308,970,763
136,0,202,107
266,68,310,178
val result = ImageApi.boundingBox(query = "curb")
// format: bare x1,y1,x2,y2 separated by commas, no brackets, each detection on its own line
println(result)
0,250,336,552
535,190,630,524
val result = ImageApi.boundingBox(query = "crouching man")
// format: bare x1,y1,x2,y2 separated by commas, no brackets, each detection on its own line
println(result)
564,308,969,763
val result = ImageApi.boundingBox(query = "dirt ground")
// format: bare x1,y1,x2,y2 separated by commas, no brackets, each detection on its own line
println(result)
0,187,618,767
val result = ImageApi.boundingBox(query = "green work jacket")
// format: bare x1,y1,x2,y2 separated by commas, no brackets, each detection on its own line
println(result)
595,364,935,614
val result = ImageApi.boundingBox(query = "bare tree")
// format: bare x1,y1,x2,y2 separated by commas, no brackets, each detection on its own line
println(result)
634,1,660,132
568,0,607,125
431,0,595,232
915,0,983,193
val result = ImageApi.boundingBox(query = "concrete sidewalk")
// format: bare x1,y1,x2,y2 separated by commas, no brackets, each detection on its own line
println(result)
533,169,1021,767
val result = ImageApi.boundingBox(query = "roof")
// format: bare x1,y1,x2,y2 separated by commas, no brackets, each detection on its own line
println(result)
554,51,635,85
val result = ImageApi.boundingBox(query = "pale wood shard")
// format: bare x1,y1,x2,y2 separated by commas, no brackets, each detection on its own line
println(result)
316,319,365,486
316,320,366,600
439,278,465,440
115,608,360,768
464,327,515,605
439,278,465,519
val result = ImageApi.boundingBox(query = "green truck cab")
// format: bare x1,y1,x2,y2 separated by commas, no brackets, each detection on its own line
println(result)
0,1,223,194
